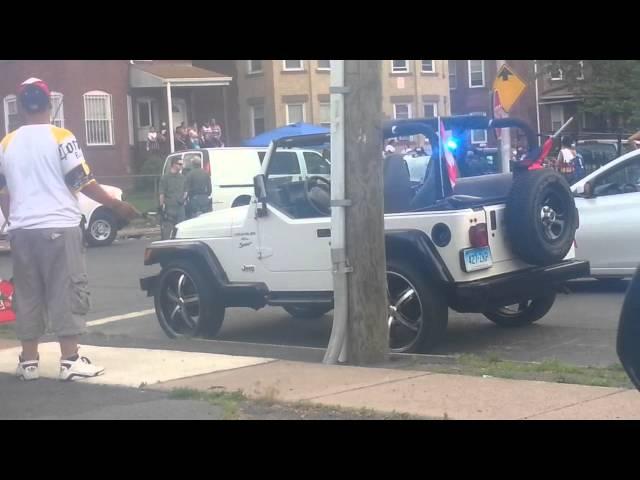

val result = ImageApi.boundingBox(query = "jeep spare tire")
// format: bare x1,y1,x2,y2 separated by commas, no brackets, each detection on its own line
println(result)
505,169,577,266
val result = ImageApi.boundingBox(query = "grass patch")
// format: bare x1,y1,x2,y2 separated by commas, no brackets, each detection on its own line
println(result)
168,388,245,420
125,191,158,216
421,353,633,389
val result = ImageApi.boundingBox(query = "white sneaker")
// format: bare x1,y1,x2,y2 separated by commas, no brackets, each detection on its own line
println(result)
16,357,39,381
59,355,105,381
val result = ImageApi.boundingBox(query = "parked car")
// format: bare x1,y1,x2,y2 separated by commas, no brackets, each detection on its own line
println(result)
572,148,640,279
0,184,127,247
162,147,331,211
576,139,636,174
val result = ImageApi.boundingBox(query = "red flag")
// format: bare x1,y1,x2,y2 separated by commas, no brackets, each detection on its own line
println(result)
439,118,459,188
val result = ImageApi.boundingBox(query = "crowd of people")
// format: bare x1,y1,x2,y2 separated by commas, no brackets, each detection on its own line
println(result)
146,119,224,154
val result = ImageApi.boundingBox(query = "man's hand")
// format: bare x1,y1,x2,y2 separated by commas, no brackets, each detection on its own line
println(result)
110,200,140,221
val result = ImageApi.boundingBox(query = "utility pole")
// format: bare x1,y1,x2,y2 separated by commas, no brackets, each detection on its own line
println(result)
497,60,511,172
343,60,388,365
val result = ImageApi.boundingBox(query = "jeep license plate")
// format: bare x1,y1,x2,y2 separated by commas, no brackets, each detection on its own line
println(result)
463,247,493,272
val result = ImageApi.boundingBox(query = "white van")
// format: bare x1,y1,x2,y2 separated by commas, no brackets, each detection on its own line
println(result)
162,147,330,210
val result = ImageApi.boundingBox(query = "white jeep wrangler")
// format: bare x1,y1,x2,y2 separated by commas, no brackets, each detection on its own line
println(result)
140,116,589,353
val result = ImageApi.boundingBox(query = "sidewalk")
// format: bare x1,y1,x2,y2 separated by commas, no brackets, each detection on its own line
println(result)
0,340,638,419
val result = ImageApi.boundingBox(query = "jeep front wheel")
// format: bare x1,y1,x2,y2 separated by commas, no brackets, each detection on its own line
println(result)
483,292,556,327
386,258,448,353
155,259,225,339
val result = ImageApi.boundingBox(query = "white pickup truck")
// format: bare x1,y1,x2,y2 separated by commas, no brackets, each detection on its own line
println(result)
140,115,589,353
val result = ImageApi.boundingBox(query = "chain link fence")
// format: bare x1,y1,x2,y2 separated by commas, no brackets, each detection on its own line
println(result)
95,175,162,216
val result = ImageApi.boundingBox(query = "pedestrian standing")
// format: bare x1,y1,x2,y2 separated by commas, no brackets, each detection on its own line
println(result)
159,156,186,240
556,136,577,184
184,157,212,218
0,78,139,381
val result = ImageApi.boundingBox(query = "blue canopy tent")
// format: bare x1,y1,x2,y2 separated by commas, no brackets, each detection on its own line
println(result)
241,123,330,147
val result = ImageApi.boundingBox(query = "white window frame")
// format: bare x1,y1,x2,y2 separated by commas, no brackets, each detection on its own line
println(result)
285,103,305,125
550,68,564,81
317,60,330,71
449,60,457,90
470,112,488,144
391,60,410,74
421,60,435,73
318,102,330,127
577,61,584,80
136,98,154,129
282,60,304,71
248,60,263,74
468,60,486,88
126,95,134,146
250,104,265,137
83,90,114,146
423,102,438,119
3,94,17,135
393,103,412,120
50,92,64,128
550,104,565,132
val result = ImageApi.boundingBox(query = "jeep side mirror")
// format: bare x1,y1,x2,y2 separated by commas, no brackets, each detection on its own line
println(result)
254,174,268,217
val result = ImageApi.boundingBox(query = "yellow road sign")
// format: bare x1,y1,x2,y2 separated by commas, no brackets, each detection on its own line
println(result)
493,64,527,113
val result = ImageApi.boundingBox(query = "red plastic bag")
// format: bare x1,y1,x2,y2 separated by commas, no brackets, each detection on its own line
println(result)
0,279,15,324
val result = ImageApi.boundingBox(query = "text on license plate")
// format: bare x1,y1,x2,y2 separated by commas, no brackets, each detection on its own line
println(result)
463,246,493,272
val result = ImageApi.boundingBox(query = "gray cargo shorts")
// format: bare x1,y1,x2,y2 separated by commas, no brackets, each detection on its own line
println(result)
9,227,90,341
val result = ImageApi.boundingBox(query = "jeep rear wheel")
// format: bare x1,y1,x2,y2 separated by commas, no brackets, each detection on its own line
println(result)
386,258,448,353
155,259,225,339
483,292,556,327
283,304,332,319
506,169,577,266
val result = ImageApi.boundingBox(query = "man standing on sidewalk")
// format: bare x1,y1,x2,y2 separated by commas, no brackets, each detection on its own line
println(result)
0,78,139,381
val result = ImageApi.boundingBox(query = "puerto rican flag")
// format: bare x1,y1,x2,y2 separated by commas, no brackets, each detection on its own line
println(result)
439,118,459,188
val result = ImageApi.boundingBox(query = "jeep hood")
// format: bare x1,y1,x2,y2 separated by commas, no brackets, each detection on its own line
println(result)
176,206,249,239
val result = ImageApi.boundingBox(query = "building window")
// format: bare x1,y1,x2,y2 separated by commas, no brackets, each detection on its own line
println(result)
286,103,305,125
50,92,64,128
83,90,114,146
577,61,584,80
421,60,435,73
283,60,304,71
470,112,487,144
3,95,19,135
319,102,330,127
392,60,410,73
136,99,154,128
468,60,485,88
250,104,265,137
423,102,438,119
248,60,263,74
449,60,457,90
550,68,563,81
317,60,330,71
126,95,134,146
550,104,564,132
393,103,412,120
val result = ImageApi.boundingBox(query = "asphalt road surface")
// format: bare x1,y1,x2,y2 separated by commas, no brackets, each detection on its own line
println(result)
0,238,628,367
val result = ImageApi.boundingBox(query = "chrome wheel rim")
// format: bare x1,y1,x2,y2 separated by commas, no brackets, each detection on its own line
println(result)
159,269,201,336
387,271,423,352
90,219,112,241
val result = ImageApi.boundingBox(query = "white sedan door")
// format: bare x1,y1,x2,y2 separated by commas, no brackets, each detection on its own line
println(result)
575,155,640,277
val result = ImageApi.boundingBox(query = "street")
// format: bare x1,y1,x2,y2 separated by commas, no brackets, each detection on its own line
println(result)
0,238,626,368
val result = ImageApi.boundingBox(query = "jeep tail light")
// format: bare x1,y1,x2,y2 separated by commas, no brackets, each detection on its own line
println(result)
469,223,489,248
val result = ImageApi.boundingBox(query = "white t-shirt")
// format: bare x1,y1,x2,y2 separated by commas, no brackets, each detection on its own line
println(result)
0,124,95,230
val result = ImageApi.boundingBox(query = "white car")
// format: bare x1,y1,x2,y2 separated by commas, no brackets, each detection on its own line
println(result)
0,184,126,247
572,148,640,279
162,147,330,211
